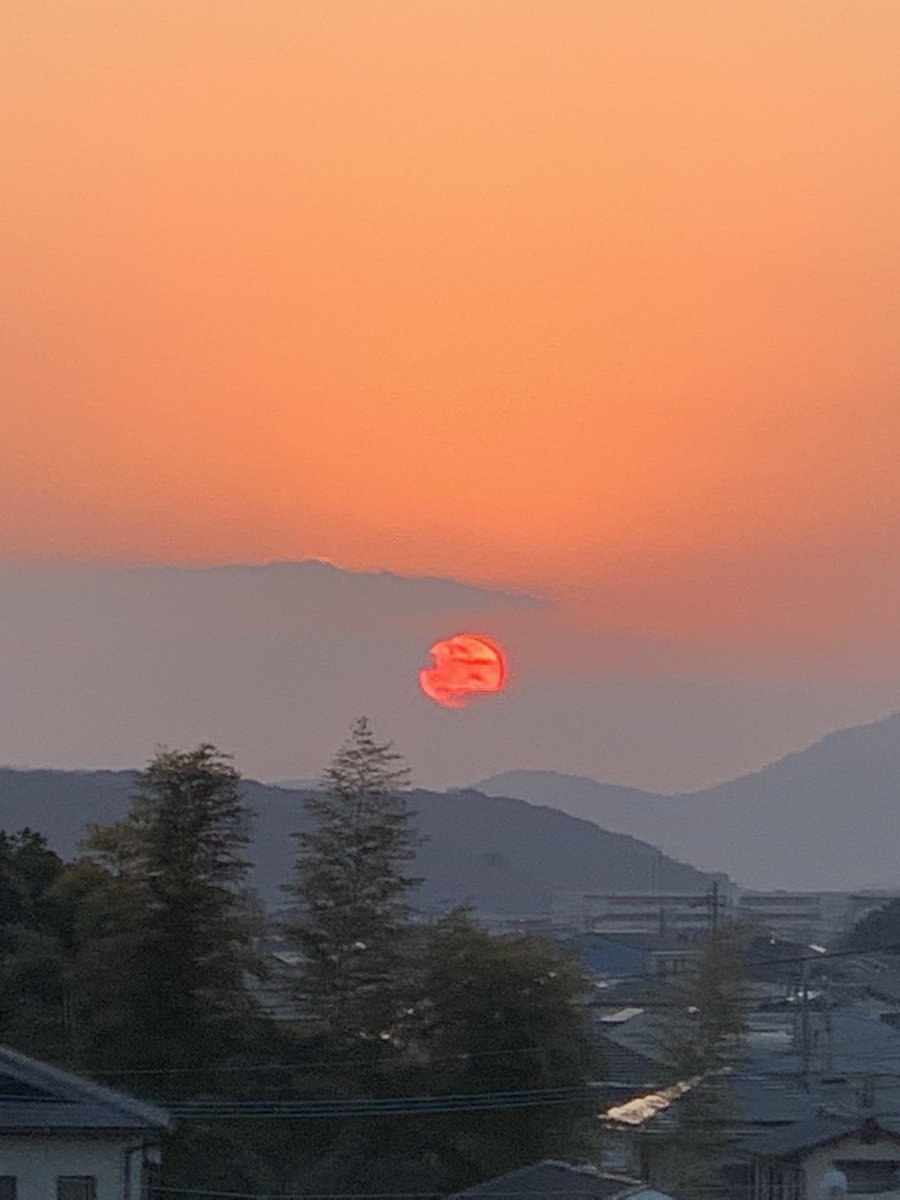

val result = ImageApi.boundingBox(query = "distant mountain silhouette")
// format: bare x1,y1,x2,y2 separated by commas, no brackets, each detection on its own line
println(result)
0,769,717,913
477,711,900,891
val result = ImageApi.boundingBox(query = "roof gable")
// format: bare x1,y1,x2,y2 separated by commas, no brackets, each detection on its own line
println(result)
448,1161,650,1200
0,1045,172,1134
746,1118,900,1159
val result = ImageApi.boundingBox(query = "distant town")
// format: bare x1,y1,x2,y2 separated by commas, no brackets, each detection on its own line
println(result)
3,725,900,1200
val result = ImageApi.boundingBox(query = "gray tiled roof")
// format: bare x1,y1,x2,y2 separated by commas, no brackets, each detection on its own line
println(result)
447,1161,646,1200
596,1011,668,1059
581,935,696,954
729,1074,822,1124
0,1045,172,1133
737,1118,900,1158
590,978,682,1010
595,1034,665,1085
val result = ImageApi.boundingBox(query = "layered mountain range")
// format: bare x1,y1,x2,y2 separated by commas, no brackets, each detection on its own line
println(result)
478,710,900,891
0,769,717,913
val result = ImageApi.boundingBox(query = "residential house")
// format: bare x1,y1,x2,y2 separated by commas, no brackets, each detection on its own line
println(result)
599,973,900,1200
738,1117,900,1200
0,1044,172,1200
447,1158,676,1200
591,976,684,1013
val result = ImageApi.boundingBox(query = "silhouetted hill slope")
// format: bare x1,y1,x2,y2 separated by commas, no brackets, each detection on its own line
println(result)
478,711,900,890
0,769,717,912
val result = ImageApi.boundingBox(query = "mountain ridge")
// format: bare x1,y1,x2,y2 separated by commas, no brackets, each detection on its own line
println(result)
0,767,720,913
477,709,900,890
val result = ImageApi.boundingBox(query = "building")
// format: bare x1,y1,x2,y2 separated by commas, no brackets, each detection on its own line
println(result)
447,1159,675,1200
568,933,700,980
597,965,900,1200
737,892,900,946
0,1044,172,1199
555,890,730,938
740,1117,900,1200
738,892,828,942
555,888,900,948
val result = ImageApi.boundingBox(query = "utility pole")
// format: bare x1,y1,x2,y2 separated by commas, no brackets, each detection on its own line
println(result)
708,881,720,932
800,956,811,1091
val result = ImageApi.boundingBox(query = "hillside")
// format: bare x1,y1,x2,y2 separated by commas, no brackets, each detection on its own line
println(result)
477,710,900,890
0,768,718,913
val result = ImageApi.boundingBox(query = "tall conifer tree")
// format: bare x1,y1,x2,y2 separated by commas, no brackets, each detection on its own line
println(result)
284,718,421,1042
80,745,258,1079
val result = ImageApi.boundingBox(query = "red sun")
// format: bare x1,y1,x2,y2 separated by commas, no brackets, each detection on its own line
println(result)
419,633,508,709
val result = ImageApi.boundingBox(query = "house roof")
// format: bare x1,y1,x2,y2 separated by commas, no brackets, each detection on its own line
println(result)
590,977,682,1010
596,1010,668,1060
579,934,697,954
447,1160,650,1200
595,1034,665,1086
728,1074,823,1125
738,1118,900,1159
0,1044,173,1134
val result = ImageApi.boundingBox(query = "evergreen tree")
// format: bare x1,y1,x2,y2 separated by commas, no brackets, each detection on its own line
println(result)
79,745,259,1081
284,718,421,1043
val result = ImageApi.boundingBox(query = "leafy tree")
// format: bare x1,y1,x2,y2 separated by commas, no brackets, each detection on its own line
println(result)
221,912,598,1198
420,909,594,1091
399,910,598,1187
283,717,422,1043
661,923,750,1078
78,745,260,1082
843,898,900,953
0,829,66,931
0,829,74,1057
647,924,751,1200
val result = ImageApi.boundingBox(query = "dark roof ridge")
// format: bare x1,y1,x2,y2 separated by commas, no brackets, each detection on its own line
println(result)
542,1161,642,1182
447,1159,649,1199
0,1044,172,1131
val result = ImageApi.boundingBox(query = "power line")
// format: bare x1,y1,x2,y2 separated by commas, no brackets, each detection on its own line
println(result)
145,1191,658,1199
751,941,900,966
146,1189,442,1198
145,1191,439,1199
93,1043,569,1078
164,1085,595,1120
146,1191,661,1199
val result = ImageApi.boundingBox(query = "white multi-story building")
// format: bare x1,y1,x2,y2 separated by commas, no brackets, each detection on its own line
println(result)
553,889,732,938
553,888,900,946
737,891,900,944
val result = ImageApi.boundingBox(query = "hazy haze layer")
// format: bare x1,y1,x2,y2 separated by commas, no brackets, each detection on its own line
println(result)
1,561,899,793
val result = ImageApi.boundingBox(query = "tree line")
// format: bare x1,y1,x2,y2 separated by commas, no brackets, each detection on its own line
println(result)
0,718,598,1196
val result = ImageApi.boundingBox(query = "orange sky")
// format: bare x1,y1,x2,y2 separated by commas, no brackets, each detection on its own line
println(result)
4,1,900,655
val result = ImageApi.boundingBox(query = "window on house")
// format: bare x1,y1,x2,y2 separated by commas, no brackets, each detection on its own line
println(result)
753,1162,804,1200
57,1178,97,1200
833,1161,900,1194
0,1178,16,1200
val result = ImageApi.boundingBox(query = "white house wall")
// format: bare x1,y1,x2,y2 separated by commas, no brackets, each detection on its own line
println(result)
0,1133,144,1200
803,1135,900,1200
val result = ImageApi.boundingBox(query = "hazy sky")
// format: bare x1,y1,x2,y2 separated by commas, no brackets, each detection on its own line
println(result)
3,561,900,792
4,2,900,668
